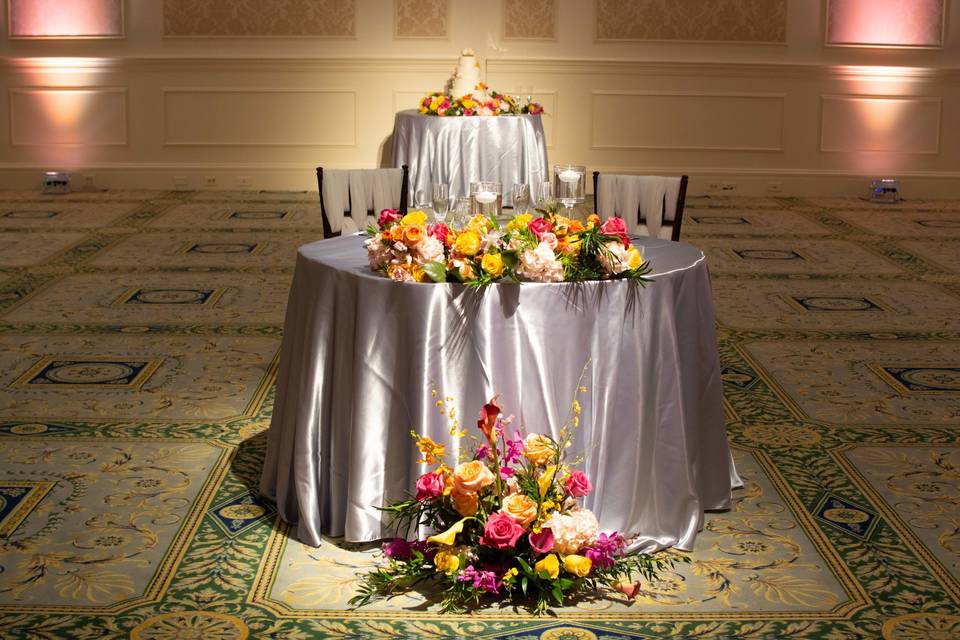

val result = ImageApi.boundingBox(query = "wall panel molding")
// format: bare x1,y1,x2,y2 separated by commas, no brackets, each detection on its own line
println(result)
162,88,358,147
9,87,127,146
591,91,784,152
820,95,942,154
825,0,945,48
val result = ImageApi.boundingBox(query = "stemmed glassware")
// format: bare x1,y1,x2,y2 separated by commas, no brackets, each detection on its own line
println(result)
537,181,555,210
432,183,450,223
553,164,585,214
512,183,530,214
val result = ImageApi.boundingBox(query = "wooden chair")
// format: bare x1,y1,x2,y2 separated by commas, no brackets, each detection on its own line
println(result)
316,166,409,238
592,172,688,242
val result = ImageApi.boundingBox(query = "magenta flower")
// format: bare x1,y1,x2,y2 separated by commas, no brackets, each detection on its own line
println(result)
415,471,444,501
503,432,524,465
584,532,626,569
528,527,555,555
565,470,593,498
457,565,501,594
480,512,525,550
382,538,412,560
378,208,401,228
528,217,554,240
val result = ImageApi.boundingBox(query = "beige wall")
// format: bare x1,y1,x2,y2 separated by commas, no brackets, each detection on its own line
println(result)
1,0,958,196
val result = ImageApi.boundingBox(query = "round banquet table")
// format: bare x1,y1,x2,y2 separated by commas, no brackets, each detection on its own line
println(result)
259,234,742,552
391,109,549,205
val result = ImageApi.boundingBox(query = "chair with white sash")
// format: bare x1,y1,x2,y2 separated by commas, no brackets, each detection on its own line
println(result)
316,166,409,238
592,172,688,242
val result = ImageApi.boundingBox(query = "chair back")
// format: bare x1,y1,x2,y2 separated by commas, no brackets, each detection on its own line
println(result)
592,172,688,242
317,166,409,238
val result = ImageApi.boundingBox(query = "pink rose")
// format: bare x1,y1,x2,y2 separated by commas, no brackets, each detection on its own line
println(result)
565,470,593,498
378,208,401,228
528,527,555,554
480,512,525,550
415,471,444,501
600,216,630,246
527,217,554,240
427,223,448,245
540,232,558,250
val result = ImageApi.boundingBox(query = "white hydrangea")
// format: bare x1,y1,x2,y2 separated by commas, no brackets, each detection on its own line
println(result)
543,508,599,554
517,241,564,283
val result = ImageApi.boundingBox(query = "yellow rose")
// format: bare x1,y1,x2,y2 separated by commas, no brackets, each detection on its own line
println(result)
534,553,560,579
523,434,555,467
467,214,493,234
626,246,643,271
507,213,533,232
480,252,504,277
453,460,495,493
434,549,460,574
451,487,479,516
501,493,538,527
427,517,467,546
563,554,592,577
538,465,557,499
401,210,427,226
454,230,481,257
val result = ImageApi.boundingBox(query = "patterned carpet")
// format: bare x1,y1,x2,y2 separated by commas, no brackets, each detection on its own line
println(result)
0,190,958,639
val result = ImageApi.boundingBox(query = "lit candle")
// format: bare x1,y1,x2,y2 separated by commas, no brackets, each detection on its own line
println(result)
559,169,581,184
475,191,497,204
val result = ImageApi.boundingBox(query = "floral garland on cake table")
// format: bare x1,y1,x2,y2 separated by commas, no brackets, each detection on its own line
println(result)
419,85,544,117
349,375,682,614
365,208,651,286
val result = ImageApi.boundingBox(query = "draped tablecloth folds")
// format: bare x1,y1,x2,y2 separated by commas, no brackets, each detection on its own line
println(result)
259,234,742,553
391,109,549,205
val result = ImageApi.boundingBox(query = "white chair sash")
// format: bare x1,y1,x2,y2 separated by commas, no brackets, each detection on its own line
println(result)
597,174,682,240
322,169,404,234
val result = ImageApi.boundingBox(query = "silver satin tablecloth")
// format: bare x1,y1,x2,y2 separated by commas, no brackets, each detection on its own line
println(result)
259,234,741,552
391,109,549,205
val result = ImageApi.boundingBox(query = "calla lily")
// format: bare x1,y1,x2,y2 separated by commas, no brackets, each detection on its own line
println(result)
426,517,468,546
538,465,557,498
477,401,501,443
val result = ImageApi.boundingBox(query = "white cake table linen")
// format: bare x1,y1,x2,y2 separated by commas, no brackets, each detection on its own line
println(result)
391,109,549,205
259,234,741,552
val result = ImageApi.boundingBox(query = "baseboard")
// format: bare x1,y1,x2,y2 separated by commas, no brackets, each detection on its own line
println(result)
1,164,958,198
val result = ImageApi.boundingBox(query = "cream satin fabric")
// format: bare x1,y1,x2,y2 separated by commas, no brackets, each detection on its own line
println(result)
321,169,404,234
391,110,549,204
259,234,741,552
597,175,682,240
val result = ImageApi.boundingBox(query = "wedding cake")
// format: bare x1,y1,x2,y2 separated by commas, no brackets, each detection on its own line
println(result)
448,48,485,98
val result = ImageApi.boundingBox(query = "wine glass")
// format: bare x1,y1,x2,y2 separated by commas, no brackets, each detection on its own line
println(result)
432,183,450,223
553,164,585,214
537,181,554,210
415,188,431,212
452,197,472,228
512,183,530,215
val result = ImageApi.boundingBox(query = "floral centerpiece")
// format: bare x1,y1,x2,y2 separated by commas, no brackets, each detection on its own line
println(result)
349,380,679,613
419,87,544,117
365,209,651,286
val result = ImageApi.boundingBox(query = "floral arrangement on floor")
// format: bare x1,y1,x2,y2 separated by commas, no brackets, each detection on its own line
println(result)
419,86,544,117
348,378,679,613
365,208,651,286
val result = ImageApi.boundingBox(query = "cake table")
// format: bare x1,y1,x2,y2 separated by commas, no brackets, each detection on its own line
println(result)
390,109,549,206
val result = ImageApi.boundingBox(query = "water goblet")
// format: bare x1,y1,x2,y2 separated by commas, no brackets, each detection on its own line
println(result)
537,181,555,210
512,183,530,215
432,183,450,223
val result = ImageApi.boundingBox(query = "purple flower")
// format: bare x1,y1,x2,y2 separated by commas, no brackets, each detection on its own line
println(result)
500,465,515,480
457,565,500,594
584,532,626,570
475,443,490,460
503,432,524,465
382,538,412,561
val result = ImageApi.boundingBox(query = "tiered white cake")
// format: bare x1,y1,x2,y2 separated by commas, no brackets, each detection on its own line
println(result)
448,48,485,98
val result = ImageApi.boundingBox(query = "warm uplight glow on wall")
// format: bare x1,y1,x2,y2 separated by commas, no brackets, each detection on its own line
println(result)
826,0,944,47
8,0,124,38
834,65,930,94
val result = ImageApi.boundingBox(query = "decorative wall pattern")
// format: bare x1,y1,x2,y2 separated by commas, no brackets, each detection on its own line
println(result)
162,0,355,37
8,0,123,38
394,0,447,38
826,0,944,47
503,0,556,40
595,0,786,43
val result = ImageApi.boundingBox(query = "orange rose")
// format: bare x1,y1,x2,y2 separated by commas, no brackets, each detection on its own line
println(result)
453,460,495,493
568,220,585,233
587,214,601,229
404,225,425,245
523,434,555,467
451,487,479,516
389,226,405,242
501,493,537,527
